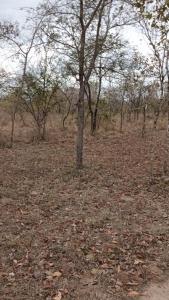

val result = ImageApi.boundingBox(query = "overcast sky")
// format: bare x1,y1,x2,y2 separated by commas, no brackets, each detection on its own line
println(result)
0,0,150,71
0,0,40,20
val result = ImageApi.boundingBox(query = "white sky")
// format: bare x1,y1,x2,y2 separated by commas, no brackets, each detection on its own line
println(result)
0,0,40,20
0,0,151,71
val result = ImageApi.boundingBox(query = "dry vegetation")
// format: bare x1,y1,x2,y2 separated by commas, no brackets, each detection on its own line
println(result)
1,1,169,298
0,114,169,300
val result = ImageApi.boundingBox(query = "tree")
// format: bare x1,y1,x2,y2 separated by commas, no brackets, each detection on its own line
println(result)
85,58,105,135
0,16,45,145
37,0,131,168
22,70,59,140
133,0,169,130
0,21,18,39
84,35,125,135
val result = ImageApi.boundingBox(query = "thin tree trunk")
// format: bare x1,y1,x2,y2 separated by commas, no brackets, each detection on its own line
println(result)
63,99,72,129
85,81,94,135
120,100,124,132
19,111,27,127
92,109,98,133
142,105,146,137
76,1,85,169
76,0,109,168
10,110,16,147
153,109,160,130
76,82,85,168
127,109,131,122
84,109,90,128
91,59,102,135
42,119,46,140
167,97,169,134
166,50,169,134
134,109,137,121
90,111,94,134
76,85,85,168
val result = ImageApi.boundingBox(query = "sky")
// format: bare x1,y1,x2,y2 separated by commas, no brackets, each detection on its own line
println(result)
0,0,151,71
0,0,40,20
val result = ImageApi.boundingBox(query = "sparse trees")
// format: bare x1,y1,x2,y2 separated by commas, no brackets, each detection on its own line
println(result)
0,16,45,145
20,37,60,140
37,0,131,168
1,0,169,161
133,0,169,130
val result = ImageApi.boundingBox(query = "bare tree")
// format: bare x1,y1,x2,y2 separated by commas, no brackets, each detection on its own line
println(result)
37,0,130,168
0,17,44,145
22,44,60,140
133,0,169,130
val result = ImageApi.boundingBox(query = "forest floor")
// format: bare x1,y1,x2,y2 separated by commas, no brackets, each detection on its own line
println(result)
1,125,169,300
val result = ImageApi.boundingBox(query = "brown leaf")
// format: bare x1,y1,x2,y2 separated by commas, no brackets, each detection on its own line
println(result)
53,292,62,300
134,259,144,265
117,265,121,273
30,191,38,196
128,290,140,297
52,271,62,278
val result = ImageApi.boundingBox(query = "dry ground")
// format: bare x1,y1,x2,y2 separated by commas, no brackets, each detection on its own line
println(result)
0,119,169,299
140,279,169,300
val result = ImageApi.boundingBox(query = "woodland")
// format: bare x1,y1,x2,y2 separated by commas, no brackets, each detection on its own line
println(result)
0,1,169,299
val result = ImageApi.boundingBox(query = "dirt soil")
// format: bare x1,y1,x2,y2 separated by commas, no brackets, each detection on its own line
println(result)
0,128,169,300
140,279,169,300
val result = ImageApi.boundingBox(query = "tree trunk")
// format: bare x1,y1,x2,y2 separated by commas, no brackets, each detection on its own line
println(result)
63,99,72,129
76,81,85,168
153,109,160,130
42,120,46,140
90,59,102,136
166,51,169,135
36,120,45,141
93,109,98,133
127,109,131,122
90,108,98,135
167,97,169,134
142,106,146,137
10,111,16,147
90,110,94,134
85,81,95,135
120,100,124,132
134,109,137,121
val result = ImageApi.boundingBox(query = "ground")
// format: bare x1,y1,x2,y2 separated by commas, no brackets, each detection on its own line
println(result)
0,125,169,300
141,279,169,300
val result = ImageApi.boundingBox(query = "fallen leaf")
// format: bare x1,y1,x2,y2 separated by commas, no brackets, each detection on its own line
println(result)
128,290,140,297
127,282,139,286
52,271,62,278
9,272,15,277
30,191,38,196
134,259,144,265
101,263,109,269
46,275,53,281
81,277,98,286
45,270,53,281
53,292,62,300
86,253,95,261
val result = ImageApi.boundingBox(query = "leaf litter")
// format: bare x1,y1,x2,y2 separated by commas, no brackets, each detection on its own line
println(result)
0,129,169,299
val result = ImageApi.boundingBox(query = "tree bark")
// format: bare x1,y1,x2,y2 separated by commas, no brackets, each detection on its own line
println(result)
76,1,85,169
76,81,85,168
10,109,16,147
142,105,146,137
153,109,160,130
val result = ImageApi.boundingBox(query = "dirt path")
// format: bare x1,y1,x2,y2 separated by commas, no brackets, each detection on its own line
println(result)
140,280,169,300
